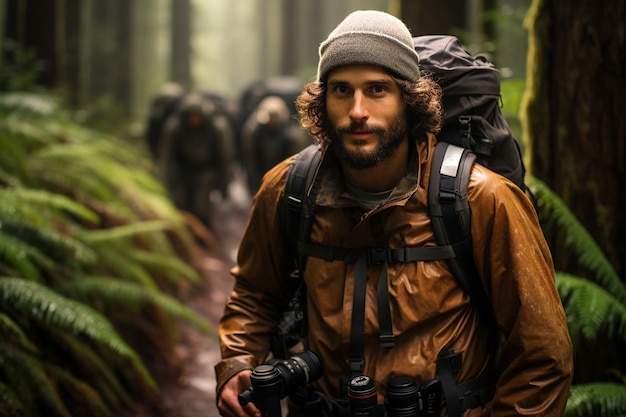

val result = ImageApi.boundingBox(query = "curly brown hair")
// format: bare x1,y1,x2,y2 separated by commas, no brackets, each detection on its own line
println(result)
295,74,443,146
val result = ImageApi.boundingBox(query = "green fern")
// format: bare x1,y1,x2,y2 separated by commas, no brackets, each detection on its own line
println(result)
0,312,39,354
50,330,134,411
0,277,151,368
0,380,27,417
83,244,159,289
0,92,59,117
557,273,626,343
56,276,212,335
0,343,71,417
565,383,626,417
0,220,97,269
528,176,626,303
0,188,99,226
130,248,201,285
78,219,179,242
45,363,113,417
0,234,44,281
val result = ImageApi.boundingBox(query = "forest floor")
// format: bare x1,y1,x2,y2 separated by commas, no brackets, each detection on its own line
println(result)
139,174,251,417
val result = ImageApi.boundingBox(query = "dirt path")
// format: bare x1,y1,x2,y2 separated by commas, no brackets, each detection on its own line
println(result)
158,178,251,417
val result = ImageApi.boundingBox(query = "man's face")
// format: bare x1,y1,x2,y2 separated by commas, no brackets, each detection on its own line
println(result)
325,65,407,170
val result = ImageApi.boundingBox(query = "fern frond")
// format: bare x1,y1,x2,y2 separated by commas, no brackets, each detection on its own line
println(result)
78,220,178,243
0,277,143,359
0,234,44,281
0,380,28,417
56,276,212,335
0,188,99,225
130,249,201,285
0,342,71,417
565,382,626,417
0,220,97,269
0,92,59,117
0,312,39,354
45,363,113,417
0,133,30,185
557,272,626,342
86,246,158,289
51,330,132,410
528,176,626,303
27,146,126,205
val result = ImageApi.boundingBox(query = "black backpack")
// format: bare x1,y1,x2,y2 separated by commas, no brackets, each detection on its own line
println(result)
277,35,526,416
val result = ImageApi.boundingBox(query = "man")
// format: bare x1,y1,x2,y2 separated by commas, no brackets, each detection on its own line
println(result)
216,10,573,417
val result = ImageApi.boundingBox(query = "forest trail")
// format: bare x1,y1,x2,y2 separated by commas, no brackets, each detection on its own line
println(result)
156,176,251,417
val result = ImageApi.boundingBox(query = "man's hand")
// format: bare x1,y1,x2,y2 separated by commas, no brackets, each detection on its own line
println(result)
217,370,261,417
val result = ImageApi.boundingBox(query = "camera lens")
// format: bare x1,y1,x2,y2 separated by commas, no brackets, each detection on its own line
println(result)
348,375,377,417
270,350,322,395
385,376,419,417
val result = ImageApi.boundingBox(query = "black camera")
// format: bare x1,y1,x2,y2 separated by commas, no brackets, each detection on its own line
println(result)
239,351,322,417
385,376,442,417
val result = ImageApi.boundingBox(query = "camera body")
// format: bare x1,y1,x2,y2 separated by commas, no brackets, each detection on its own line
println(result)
238,350,322,417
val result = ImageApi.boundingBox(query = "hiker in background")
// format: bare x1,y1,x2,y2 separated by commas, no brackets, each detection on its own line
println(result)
158,91,235,229
241,95,312,193
144,81,185,159
215,10,573,417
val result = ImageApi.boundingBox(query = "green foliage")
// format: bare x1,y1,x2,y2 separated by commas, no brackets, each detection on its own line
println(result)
565,383,626,417
530,177,626,303
529,176,626,416
56,276,211,335
0,91,208,416
556,273,626,344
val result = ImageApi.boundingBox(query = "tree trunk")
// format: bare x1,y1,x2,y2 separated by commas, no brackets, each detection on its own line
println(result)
522,0,626,277
401,0,467,38
523,0,626,383
171,0,191,89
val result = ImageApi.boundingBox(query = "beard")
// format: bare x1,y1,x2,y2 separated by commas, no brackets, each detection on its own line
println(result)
327,115,407,170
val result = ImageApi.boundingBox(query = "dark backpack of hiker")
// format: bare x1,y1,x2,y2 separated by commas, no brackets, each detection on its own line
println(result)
413,34,526,191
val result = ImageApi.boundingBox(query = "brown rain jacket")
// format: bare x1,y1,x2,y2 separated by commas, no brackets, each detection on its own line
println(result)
215,133,573,416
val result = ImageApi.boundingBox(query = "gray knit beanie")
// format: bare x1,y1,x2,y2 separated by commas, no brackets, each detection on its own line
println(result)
317,10,420,83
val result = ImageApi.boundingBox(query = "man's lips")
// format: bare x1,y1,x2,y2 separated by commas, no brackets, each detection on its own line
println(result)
343,129,376,139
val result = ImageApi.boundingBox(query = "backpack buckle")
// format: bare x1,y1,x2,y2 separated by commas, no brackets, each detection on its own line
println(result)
366,248,387,265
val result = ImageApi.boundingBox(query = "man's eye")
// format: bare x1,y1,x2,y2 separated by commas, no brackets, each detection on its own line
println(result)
335,86,350,94
371,85,386,94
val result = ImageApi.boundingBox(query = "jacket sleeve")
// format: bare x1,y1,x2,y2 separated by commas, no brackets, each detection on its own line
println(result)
468,166,573,416
214,158,296,397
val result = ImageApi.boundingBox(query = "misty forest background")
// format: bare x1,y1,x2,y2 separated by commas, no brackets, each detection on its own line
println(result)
1,0,626,416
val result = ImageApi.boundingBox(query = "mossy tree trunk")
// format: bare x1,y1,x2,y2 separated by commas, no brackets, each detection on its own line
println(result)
522,0,626,383
522,0,626,278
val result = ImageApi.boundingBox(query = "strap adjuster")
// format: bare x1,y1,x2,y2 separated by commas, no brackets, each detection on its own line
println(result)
379,334,395,349
349,358,364,373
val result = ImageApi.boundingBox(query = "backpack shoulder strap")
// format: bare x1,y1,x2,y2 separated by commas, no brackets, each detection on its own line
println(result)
428,142,496,326
283,143,322,272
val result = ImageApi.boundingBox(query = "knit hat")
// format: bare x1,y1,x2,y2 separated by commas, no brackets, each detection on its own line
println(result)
317,10,420,83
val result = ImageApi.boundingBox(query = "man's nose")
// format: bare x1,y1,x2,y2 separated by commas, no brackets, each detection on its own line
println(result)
349,91,369,121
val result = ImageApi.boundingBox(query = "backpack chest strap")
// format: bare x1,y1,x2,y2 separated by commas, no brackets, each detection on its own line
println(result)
297,242,455,264
298,242,456,376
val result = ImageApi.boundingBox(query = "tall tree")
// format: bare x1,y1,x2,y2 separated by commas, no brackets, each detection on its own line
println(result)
522,0,626,278
171,0,191,89
522,0,626,382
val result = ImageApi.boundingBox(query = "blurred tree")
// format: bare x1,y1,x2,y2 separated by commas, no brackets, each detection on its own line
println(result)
171,0,191,90
401,0,468,37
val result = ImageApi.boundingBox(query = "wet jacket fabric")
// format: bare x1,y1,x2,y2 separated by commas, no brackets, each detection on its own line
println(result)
215,133,573,416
